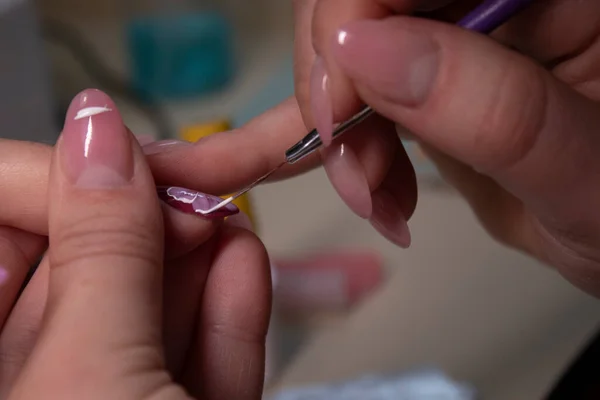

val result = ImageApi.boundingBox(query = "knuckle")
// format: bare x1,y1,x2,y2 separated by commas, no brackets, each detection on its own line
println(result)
472,62,548,175
50,214,160,270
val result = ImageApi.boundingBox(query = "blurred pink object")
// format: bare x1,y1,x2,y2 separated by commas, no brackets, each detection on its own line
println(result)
272,250,384,312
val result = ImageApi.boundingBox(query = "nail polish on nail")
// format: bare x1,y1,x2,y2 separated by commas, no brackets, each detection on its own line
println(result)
369,188,411,248
323,143,373,219
334,20,440,107
157,186,239,219
310,56,334,146
143,139,191,155
62,89,132,188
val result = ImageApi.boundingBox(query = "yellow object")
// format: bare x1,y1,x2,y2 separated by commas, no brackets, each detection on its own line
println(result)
179,120,256,228
180,120,231,143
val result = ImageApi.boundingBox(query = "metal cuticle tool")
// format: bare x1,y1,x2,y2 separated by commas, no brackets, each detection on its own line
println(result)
197,0,535,216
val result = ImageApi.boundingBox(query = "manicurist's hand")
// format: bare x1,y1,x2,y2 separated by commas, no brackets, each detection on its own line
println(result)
0,89,270,399
140,1,600,298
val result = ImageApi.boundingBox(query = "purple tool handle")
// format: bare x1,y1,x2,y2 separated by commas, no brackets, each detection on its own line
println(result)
458,0,535,33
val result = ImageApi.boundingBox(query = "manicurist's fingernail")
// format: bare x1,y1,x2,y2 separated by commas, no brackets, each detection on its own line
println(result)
310,56,334,146
61,89,132,188
369,188,412,248
333,20,440,107
157,186,239,220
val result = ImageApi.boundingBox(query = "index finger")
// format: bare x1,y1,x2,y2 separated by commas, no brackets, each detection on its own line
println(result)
147,98,322,195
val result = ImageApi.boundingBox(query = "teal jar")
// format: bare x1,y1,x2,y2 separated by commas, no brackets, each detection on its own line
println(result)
127,11,235,101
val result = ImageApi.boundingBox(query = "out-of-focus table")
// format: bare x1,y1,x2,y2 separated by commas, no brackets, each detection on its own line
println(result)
254,169,600,400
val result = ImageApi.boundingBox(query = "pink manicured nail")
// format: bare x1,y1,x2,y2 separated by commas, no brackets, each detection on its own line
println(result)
369,188,411,248
143,139,191,155
157,186,239,220
323,143,373,219
61,89,132,188
310,56,334,146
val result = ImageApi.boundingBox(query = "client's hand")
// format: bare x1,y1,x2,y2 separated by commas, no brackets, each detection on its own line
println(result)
0,90,270,399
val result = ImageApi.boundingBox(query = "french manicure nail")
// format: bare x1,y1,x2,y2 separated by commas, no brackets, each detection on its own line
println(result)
310,56,334,146
143,139,191,155
62,89,132,188
369,188,412,248
323,143,373,219
334,20,440,107
157,186,239,220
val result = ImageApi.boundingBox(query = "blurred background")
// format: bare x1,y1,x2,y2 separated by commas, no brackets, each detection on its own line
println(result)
3,0,600,398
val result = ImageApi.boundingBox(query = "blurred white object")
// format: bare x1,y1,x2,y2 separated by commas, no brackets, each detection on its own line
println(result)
0,0,56,142
270,369,476,400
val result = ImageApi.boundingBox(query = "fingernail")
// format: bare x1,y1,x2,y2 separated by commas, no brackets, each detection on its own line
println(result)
225,212,254,231
369,188,411,248
310,56,334,146
135,134,156,146
157,186,239,220
323,143,372,219
143,139,191,155
61,89,132,188
334,20,440,107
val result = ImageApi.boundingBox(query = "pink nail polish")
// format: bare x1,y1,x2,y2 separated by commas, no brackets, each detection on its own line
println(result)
323,143,373,218
334,20,439,107
310,56,334,146
157,186,239,219
62,89,132,188
143,139,191,155
369,188,411,248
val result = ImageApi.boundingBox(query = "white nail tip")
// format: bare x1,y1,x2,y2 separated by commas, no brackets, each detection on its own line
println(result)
74,106,112,120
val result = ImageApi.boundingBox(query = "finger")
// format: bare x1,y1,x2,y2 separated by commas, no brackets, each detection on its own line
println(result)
420,145,534,251
333,18,600,246
0,139,219,259
0,139,52,235
182,227,270,400
0,256,49,397
304,0,412,142
0,228,46,329
162,242,214,376
16,89,168,396
146,98,323,194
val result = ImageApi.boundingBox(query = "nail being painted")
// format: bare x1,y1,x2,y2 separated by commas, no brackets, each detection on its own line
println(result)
74,106,113,120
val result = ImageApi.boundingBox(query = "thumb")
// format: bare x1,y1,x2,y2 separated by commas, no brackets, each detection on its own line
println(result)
15,90,168,397
332,18,600,237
